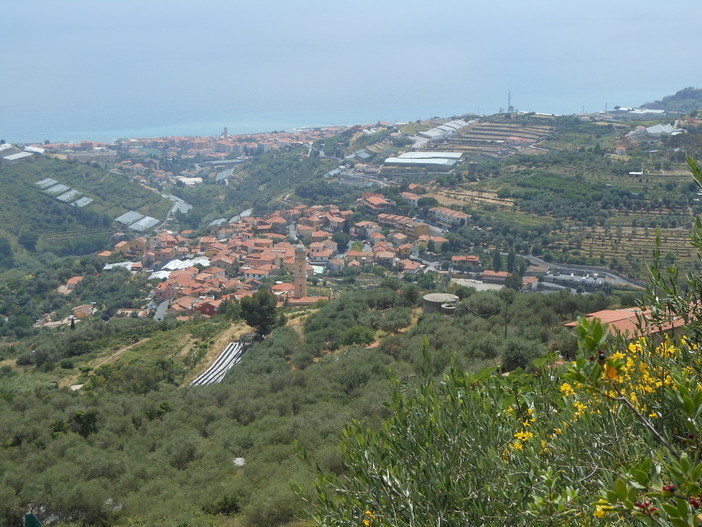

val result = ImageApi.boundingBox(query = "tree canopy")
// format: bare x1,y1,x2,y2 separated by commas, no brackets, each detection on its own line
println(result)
240,289,279,337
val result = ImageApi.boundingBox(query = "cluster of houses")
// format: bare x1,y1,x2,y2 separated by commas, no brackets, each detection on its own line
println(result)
36,127,347,162
62,190,490,320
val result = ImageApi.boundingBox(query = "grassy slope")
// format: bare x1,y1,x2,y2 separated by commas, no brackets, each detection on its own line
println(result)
2,318,246,394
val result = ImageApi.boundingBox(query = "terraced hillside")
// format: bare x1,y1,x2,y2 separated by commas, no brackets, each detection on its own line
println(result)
547,224,696,277
438,121,554,158
419,114,700,280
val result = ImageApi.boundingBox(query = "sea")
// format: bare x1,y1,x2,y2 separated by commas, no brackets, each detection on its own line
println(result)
0,86,684,146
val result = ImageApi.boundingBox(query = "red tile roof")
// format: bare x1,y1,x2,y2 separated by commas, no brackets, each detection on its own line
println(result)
565,308,686,338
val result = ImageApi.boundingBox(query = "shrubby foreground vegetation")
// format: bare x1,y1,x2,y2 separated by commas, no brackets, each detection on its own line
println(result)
1,279,616,526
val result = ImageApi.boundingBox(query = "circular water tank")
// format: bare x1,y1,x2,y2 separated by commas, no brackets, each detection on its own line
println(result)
423,293,459,314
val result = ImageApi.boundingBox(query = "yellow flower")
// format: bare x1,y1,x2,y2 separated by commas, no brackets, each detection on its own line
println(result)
628,340,643,354
573,401,587,418
514,430,534,442
560,383,576,397
656,340,676,357
511,440,523,451
594,506,606,518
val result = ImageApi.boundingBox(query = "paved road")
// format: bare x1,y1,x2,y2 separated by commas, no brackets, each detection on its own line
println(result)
154,300,170,321
410,135,430,149
415,257,440,272
525,255,645,289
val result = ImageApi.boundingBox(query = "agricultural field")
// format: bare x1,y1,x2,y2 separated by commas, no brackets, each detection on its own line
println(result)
438,121,555,158
420,139,700,279
547,224,697,276
430,187,515,209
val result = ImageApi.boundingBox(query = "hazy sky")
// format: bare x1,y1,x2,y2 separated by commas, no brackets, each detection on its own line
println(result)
2,0,700,141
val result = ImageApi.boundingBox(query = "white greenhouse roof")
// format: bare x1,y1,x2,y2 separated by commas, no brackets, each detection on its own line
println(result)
129,216,160,231
72,197,94,208
399,151,463,159
384,157,457,166
148,270,171,281
36,178,58,188
162,257,210,271
45,183,70,195
57,189,82,202
103,262,134,271
2,151,34,161
116,211,144,225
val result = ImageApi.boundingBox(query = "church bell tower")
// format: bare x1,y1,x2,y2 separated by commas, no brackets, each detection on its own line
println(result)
293,242,307,299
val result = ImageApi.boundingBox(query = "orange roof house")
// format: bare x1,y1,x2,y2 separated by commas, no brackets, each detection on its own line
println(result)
286,295,329,307
196,299,224,317
481,270,510,284
398,259,424,274
565,308,686,339
397,243,414,258
357,194,394,211
311,230,331,242
390,232,409,246
452,255,481,264
114,240,130,254
522,276,539,291
272,282,295,295
66,276,84,290
267,216,288,233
